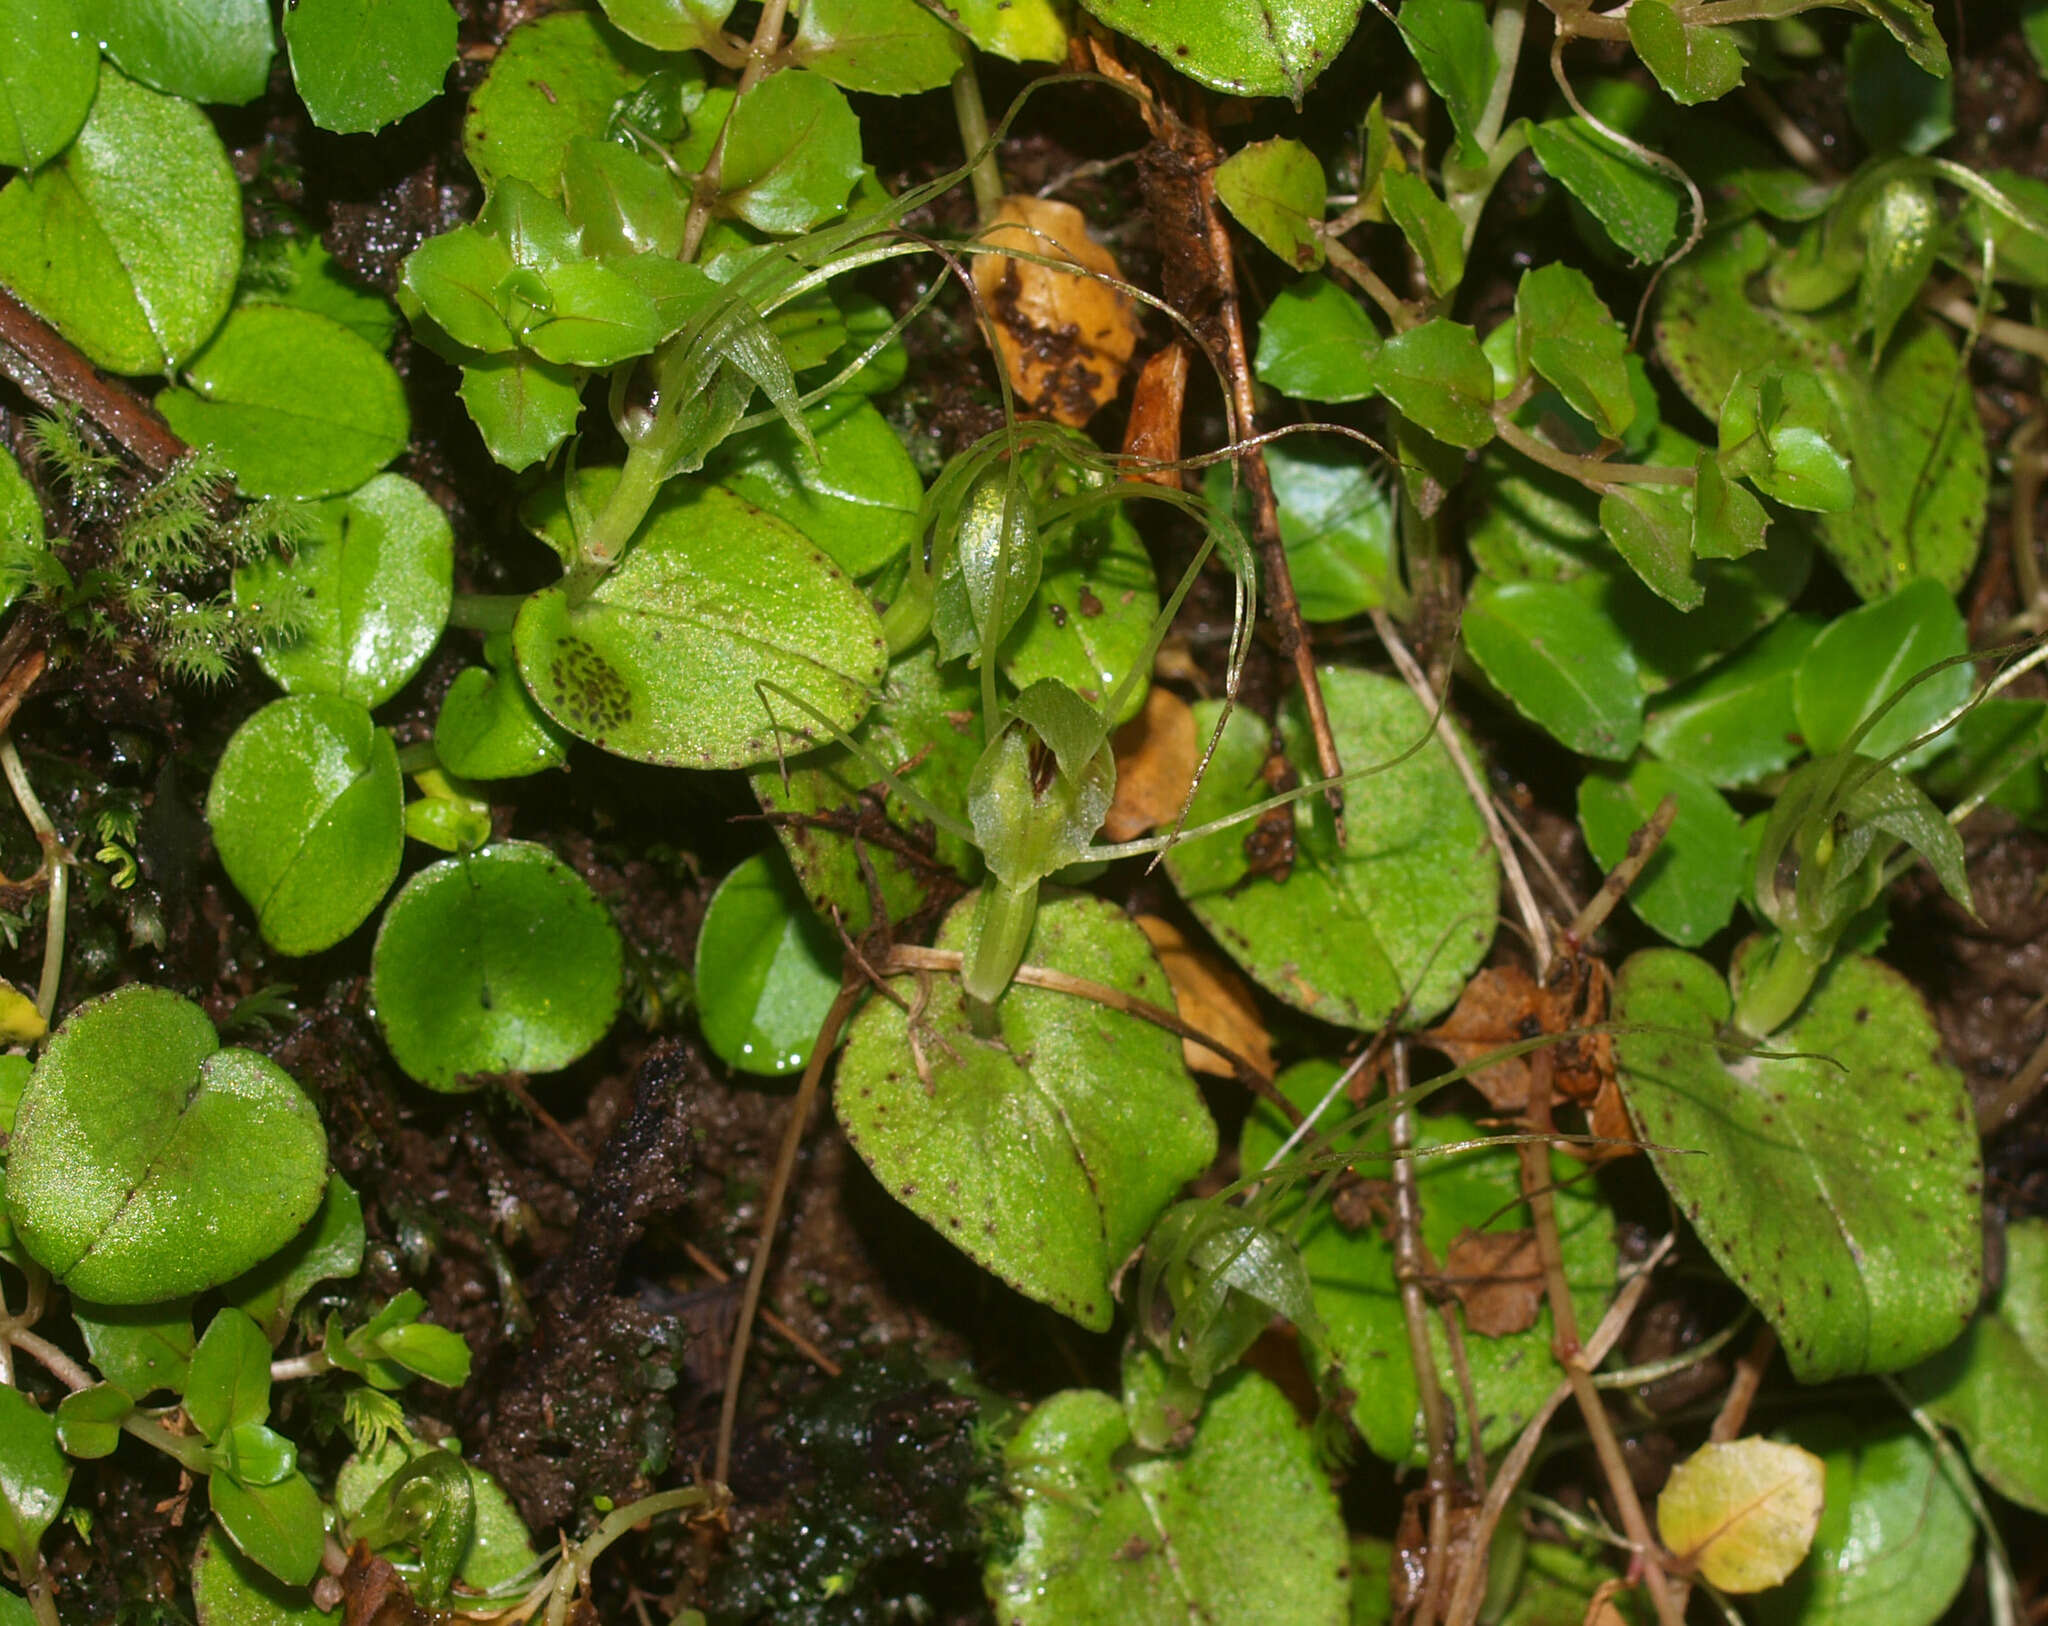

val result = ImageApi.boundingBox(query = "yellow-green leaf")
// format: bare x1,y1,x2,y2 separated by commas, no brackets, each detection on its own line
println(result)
1659,1437,1826,1592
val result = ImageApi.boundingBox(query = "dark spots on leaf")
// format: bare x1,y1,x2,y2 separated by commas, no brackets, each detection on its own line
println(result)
1855,1006,1870,1023
1048,601,1068,628
1822,1281,1833,1298
900,1184,917,1197
1078,585,1104,617
548,636,632,735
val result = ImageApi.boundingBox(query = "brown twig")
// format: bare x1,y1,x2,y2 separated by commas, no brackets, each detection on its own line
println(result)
1442,1234,1674,1626
884,943,1297,1125
1519,1071,1685,1626
714,979,864,1487
0,284,186,474
1569,795,1678,946
1373,608,1553,977
1390,1039,1457,1626
1089,40,1347,837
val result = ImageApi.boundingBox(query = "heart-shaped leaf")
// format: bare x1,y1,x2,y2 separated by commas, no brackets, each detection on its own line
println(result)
836,893,1215,1330
515,471,887,768
235,474,453,707
1615,947,1982,1380
158,307,409,499
433,644,569,782
676,71,865,235
370,841,624,1089
0,68,240,374
989,1370,1349,1623
207,696,405,956
751,643,985,933
1164,667,1499,1030
8,986,328,1305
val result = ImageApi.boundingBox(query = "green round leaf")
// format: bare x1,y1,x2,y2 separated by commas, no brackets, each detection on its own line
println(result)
1242,1072,1618,1468
1216,138,1327,270
370,841,624,1090
194,1525,340,1626
84,0,275,107
158,307,408,499
71,1298,195,1398
212,1471,326,1588
999,497,1159,727
1615,947,1983,1381
1527,116,1681,263
1074,0,1363,100
696,850,843,1076
515,472,887,769
0,67,240,374
284,0,458,134
711,397,924,578
1628,0,1745,105
1164,667,1500,1030
0,0,98,169
1578,758,1746,946
0,1386,70,1574
1903,1217,2048,1513
1464,577,1644,759
1643,613,1822,787
207,696,405,956
433,660,569,782
1515,264,1634,439
790,0,966,94
990,1371,1349,1624
235,474,453,707
457,352,586,472
938,0,1067,61
1253,275,1381,403
678,70,865,235
8,985,329,1305
243,233,399,350
1793,577,1969,771
1265,440,1394,621
596,0,736,51
1372,319,1495,448
836,893,1216,1330
464,11,660,199
1756,1416,1972,1626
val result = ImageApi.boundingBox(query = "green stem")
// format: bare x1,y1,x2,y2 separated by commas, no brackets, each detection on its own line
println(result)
448,593,524,634
952,64,1003,225
393,742,440,777
0,735,65,1021
1493,414,1695,490
963,876,1038,1020
1729,932,1829,1039
564,439,669,605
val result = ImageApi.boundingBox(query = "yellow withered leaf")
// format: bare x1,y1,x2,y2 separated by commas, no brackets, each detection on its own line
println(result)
1657,1436,1826,1592
971,195,1138,426
0,979,45,1044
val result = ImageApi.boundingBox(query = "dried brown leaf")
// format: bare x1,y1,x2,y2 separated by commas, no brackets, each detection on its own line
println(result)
1136,913,1273,1078
1424,965,1541,1113
1441,1226,1544,1337
1104,686,1198,841
971,195,1138,426
1121,342,1188,485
